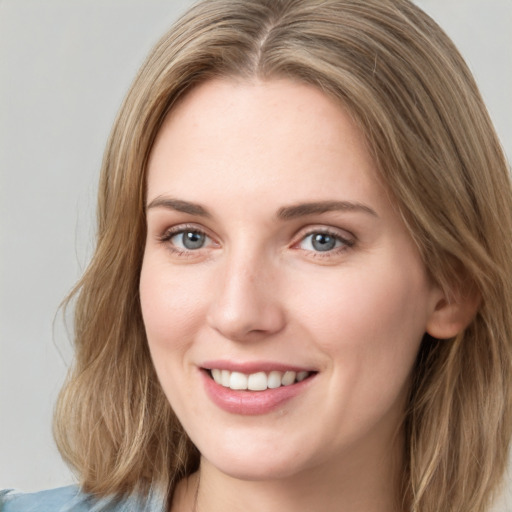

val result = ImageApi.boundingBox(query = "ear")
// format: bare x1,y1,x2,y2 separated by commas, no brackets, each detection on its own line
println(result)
426,284,481,340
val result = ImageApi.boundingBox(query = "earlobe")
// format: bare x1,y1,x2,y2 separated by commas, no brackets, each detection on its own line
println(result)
426,287,481,340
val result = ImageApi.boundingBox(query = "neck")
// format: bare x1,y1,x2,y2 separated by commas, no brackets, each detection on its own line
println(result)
171,434,404,512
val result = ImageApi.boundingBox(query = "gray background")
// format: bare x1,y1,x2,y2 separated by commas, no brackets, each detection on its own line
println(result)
1,0,511,508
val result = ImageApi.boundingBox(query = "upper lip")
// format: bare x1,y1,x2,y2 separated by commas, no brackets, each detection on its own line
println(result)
200,360,316,374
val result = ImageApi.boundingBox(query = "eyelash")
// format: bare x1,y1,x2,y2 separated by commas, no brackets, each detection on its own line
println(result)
157,225,355,258
295,228,355,257
158,224,215,257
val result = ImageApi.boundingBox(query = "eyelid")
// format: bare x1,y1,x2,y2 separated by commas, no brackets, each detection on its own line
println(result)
291,225,356,252
159,223,195,239
158,223,219,252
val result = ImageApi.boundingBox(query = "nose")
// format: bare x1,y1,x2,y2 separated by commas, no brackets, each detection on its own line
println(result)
206,252,286,342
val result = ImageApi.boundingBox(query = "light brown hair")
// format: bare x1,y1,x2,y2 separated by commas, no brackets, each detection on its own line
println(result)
54,1,512,510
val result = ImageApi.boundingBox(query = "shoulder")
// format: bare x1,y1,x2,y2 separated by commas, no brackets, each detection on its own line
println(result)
0,485,166,512
0,486,92,511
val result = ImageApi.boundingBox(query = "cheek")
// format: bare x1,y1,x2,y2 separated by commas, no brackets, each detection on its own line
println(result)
139,257,209,352
296,266,429,343
139,257,208,412
291,258,432,394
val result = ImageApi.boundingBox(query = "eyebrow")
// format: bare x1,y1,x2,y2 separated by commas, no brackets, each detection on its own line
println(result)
277,201,378,220
146,196,211,217
146,197,378,220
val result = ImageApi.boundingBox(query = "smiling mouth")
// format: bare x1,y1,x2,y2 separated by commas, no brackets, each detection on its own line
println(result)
206,369,315,391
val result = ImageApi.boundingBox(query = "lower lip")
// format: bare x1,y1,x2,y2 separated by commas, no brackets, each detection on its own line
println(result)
201,370,314,415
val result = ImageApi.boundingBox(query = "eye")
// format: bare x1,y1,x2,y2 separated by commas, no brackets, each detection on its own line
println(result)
171,230,208,250
159,226,215,253
298,230,354,253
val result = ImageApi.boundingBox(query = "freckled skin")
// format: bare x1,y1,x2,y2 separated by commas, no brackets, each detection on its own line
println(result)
140,78,444,511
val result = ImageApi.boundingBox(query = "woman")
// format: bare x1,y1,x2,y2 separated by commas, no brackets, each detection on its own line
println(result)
2,0,511,511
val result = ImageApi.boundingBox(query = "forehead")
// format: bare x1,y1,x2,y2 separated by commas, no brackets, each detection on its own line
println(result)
146,78,388,215
153,78,368,156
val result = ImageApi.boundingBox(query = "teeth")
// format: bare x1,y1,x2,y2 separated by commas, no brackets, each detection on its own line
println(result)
297,371,309,382
267,370,282,389
230,371,248,390
248,371,267,391
221,369,230,387
281,370,296,386
209,369,312,391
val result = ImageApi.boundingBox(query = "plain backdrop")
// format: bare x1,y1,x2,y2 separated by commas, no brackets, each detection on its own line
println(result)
1,0,511,509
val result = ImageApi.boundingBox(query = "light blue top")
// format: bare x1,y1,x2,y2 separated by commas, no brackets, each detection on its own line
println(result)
0,485,166,512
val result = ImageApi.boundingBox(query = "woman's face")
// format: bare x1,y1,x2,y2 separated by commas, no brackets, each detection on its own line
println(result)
140,78,443,481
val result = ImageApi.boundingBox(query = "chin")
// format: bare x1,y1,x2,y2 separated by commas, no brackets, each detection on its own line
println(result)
194,430,321,482
203,453,308,482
